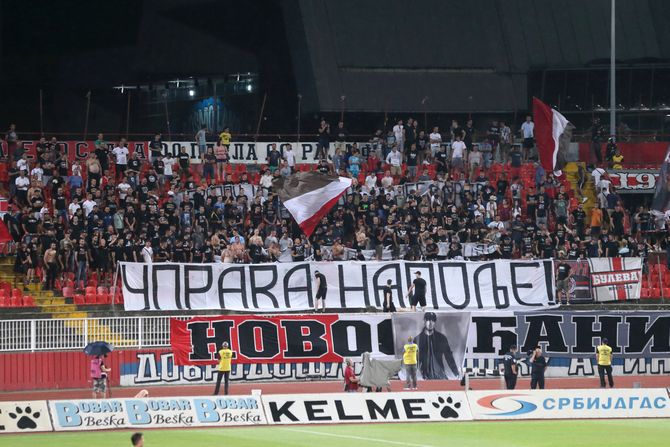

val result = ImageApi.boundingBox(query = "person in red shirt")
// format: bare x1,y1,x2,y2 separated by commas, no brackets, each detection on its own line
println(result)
343,358,359,392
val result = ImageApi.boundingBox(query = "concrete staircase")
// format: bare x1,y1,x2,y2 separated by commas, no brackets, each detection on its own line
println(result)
562,162,597,216
0,257,136,340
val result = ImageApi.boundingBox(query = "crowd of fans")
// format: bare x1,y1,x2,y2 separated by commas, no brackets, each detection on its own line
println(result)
0,118,662,291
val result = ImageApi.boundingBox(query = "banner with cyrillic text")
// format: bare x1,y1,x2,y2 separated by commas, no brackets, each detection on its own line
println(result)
588,257,642,302
119,260,556,312
170,314,393,366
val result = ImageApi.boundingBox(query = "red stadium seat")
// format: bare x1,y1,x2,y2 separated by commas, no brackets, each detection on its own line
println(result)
96,294,109,305
8,296,19,307
22,296,35,307
640,288,651,299
650,288,660,298
85,294,97,305
85,286,97,296
0,296,7,308
62,286,74,299
11,288,22,298
97,286,109,296
87,279,98,288
74,294,85,305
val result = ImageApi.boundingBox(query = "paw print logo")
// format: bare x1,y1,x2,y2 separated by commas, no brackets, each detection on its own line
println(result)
432,396,461,419
8,406,40,430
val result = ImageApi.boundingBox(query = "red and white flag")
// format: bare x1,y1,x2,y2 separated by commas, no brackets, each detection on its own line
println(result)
533,97,575,177
273,172,352,237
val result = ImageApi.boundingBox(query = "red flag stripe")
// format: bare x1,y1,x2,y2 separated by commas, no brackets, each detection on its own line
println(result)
297,191,348,239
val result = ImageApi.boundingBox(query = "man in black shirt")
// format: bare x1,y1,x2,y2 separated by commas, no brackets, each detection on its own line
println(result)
149,133,163,163
502,344,519,390
530,346,547,389
405,271,427,311
314,270,327,313
382,279,396,312
556,261,572,305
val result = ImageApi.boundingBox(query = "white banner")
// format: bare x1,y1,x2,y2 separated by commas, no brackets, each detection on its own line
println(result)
157,141,346,165
48,396,266,431
467,388,670,420
120,260,557,312
588,257,642,302
0,400,53,433
263,391,472,424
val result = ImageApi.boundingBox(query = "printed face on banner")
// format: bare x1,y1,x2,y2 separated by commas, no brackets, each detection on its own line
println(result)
393,313,470,380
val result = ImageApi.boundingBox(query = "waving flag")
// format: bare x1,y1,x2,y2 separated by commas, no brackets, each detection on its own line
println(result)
652,146,670,215
533,97,574,176
273,172,352,237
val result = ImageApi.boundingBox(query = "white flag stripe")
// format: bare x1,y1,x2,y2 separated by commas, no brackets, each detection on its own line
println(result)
551,108,569,170
283,177,353,224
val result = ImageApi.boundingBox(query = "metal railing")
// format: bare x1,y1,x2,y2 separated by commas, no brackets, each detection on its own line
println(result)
0,316,174,352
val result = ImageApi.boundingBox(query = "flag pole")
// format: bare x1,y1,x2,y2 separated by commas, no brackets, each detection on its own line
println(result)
610,0,616,137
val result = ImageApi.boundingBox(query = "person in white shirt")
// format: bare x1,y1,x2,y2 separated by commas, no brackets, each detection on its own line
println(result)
16,154,29,173
141,241,153,263
283,144,296,172
112,143,130,179
82,194,97,217
429,127,442,157
381,171,394,189
68,199,81,218
591,167,606,191
393,119,405,151
451,135,467,172
162,155,176,181
365,172,377,192
14,171,30,205
259,170,273,194
521,115,535,161
117,179,132,202
31,164,44,183
385,146,402,176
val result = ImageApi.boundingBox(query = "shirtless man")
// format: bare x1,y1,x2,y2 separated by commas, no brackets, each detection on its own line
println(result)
43,242,61,290
86,153,102,187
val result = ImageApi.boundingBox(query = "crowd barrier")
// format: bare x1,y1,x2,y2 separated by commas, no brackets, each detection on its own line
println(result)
2,388,668,434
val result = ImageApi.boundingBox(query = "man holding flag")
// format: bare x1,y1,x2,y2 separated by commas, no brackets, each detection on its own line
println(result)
532,97,575,177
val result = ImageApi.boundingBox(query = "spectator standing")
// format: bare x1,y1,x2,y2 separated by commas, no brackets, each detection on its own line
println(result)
590,118,605,164
213,342,233,395
393,119,405,152
382,279,397,312
520,115,535,161
219,127,231,146
451,135,466,174
94,133,110,173
334,121,349,154
343,358,359,392
195,125,208,162
402,336,418,390
316,118,330,160
502,344,519,390
314,270,327,312
149,133,163,164
405,271,427,311
487,120,501,161
283,144,296,173
596,338,614,388
429,126,442,157
5,123,18,157
529,346,547,389
112,141,129,180
556,261,572,305
406,143,419,180
499,121,512,162
385,146,402,176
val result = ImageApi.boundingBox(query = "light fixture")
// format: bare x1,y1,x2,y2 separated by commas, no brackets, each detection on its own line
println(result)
246,84,253,92
189,89,195,97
